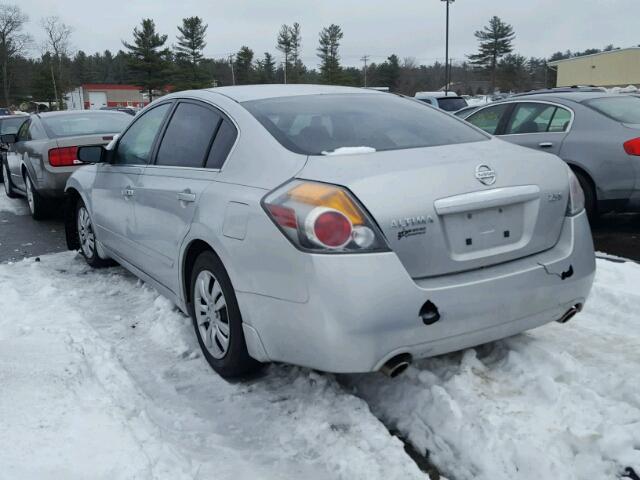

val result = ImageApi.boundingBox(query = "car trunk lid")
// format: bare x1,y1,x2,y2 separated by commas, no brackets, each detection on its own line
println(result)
297,139,570,278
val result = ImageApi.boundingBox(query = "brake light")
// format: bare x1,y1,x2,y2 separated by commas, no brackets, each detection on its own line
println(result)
623,138,640,156
263,180,389,253
49,146,80,167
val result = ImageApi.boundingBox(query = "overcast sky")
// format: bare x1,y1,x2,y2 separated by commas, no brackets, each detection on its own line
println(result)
17,0,638,68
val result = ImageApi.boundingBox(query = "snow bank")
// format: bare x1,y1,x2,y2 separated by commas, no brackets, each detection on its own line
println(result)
0,192,29,215
0,252,424,479
348,258,640,480
322,146,376,156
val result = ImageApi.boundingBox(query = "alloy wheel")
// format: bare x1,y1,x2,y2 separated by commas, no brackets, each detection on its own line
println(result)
25,176,34,214
77,206,96,258
193,270,230,359
2,163,9,195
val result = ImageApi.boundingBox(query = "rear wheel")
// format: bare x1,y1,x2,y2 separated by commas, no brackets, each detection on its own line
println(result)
573,169,596,221
76,199,112,268
189,251,260,378
2,160,18,198
24,174,48,220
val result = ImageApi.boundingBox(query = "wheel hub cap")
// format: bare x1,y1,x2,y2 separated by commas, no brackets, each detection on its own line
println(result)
194,270,229,359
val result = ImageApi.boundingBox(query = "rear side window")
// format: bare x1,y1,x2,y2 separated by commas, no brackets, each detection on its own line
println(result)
156,102,222,168
437,97,468,112
206,120,237,169
466,104,510,134
40,112,131,138
584,96,640,124
243,93,487,155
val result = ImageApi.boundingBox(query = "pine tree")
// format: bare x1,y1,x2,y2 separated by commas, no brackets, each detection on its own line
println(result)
122,19,171,100
317,24,343,85
289,22,303,82
468,16,515,93
255,52,276,84
377,54,400,91
234,46,254,85
276,24,292,83
174,16,209,89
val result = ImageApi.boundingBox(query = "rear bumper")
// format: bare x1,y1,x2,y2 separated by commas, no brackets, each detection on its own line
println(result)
33,168,76,198
237,210,595,373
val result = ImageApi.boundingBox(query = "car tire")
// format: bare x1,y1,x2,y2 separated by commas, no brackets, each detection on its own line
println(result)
189,251,260,378
2,160,18,198
75,199,112,268
24,174,48,220
573,170,597,221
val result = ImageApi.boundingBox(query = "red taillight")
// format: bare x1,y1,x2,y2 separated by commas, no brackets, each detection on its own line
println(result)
623,138,640,156
49,146,80,167
266,204,298,229
306,208,352,248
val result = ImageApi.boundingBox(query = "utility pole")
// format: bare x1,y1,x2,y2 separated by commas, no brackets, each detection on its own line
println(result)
360,55,370,87
441,0,455,95
283,52,288,84
228,54,236,86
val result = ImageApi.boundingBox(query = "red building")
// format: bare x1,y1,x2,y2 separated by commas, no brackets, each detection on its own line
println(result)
78,84,149,110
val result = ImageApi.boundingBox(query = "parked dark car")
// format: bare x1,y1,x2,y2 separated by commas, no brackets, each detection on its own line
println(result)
2,110,131,218
461,93,640,217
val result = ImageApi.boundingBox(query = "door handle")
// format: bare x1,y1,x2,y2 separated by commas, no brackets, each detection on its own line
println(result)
177,190,196,203
122,187,135,197
539,142,554,148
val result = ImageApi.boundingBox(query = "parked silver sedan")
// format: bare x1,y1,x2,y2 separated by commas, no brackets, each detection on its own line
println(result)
2,110,131,219
64,85,595,378
461,93,640,217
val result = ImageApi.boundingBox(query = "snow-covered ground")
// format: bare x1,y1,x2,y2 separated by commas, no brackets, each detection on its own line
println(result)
0,252,423,480
1,251,639,479
0,191,29,216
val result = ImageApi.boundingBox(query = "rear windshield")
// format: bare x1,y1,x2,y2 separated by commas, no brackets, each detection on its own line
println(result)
0,117,27,135
41,112,131,138
437,97,468,112
242,93,487,155
584,96,640,124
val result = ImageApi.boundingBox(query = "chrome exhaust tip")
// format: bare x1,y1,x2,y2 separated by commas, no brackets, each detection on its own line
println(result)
557,303,583,324
380,353,412,378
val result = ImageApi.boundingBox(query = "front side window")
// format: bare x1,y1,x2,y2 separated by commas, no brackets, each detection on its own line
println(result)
155,102,222,168
0,117,27,135
17,120,30,142
114,103,171,165
466,104,510,134
243,93,487,155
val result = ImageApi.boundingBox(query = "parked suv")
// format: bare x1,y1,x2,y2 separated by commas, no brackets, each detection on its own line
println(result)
461,93,640,217
64,86,594,379
414,91,468,112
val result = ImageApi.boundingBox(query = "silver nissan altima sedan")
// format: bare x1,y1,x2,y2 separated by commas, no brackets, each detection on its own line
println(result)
64,85,595,378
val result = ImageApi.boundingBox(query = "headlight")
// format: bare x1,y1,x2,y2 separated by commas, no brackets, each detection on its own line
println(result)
566,168,585,216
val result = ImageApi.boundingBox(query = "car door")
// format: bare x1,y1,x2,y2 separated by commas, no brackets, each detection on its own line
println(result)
90,102,172,266
499,102,572,156
464,103,513,135
134,100,237,292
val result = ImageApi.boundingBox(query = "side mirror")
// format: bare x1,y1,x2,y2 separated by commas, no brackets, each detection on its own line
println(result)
0,133,17,144
77,145,105,164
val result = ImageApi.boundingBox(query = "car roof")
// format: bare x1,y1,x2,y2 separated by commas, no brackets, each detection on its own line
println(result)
495,92,623,105
35,110,129,118
205,84,379,102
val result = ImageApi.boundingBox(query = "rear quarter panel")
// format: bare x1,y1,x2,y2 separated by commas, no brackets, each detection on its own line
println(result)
559,104,636,201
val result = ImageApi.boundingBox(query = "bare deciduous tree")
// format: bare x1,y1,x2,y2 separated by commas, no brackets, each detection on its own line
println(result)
41,15,72,109
0,3,31,107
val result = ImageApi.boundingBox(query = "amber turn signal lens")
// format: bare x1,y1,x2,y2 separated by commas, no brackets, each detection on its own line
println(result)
287,182,365,225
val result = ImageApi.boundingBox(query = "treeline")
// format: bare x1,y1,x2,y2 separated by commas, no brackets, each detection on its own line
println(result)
0,4,623,108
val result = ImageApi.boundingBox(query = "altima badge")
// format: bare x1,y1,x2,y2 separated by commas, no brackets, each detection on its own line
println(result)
475,164,496,186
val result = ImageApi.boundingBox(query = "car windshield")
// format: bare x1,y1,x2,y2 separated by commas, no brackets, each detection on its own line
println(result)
243,93,487,155
41,112,131,138
0,116,27,135
437,97,468,112
584,96,640,124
